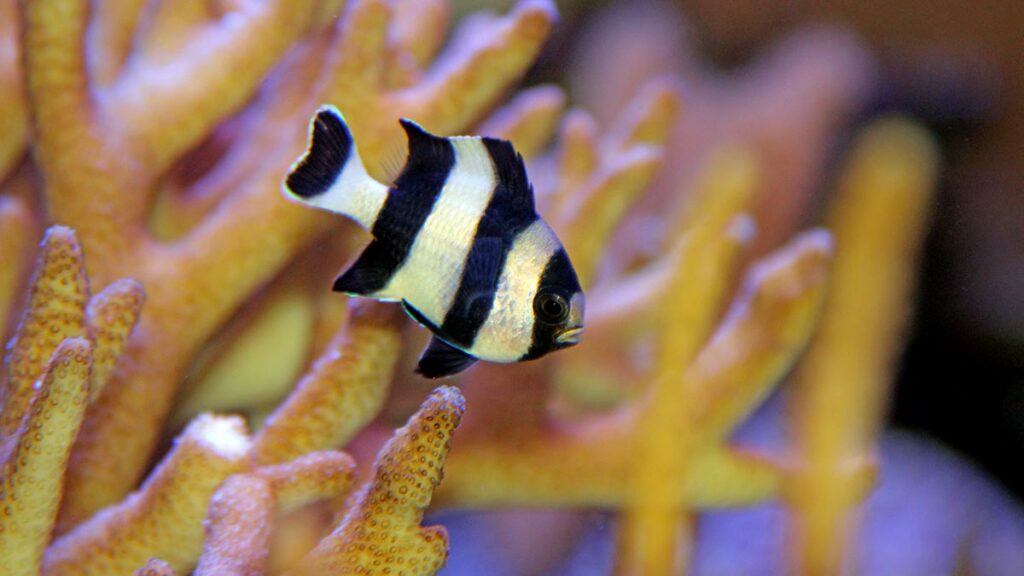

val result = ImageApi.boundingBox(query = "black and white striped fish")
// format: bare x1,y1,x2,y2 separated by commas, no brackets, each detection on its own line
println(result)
283,106,585,378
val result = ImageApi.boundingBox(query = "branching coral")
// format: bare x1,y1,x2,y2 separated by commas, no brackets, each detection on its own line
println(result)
0,338,92,576
0,227,141,576
0,0,949,574
250,301,405,466
43,414,252,575
16,0,557,529
287,387,465,575
0,222,465,575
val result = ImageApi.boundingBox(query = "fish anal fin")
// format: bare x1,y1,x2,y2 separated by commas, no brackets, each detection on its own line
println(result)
332,240,400,296
416,336,479,379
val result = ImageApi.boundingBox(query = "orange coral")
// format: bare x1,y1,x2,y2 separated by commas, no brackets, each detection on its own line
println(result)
0,0,949,573
253,450,357,513
194,474,274,576
1,227,90,438
44,414,251,575
287,386,465,576
250,301,405,466
16,0,558,529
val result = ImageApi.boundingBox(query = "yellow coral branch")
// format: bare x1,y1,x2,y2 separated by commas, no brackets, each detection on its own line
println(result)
172,278,315,423
606,76,684,149
1,226,89,437
478,84,566,157
250,301,405,465
108,0,320,174
617,151,753,574
320,0,391,131
138,0,218,58
788,118,939,575
691,229,831,440
24,0,151,267
563,145,759,387
254,451,357,514
45,415,251,575
391,0,557,135
84,278,145,402
0,338,92,576
551,108,599,214
288,386,465,576
194,474,274,576
193,451,356,575
558,146,662,287
552,78,682,285
389,0,450,71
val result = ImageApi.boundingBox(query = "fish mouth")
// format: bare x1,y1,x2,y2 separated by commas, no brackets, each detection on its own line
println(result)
554,326,584,346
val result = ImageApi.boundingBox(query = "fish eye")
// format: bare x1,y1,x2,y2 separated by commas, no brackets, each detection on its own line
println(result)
534,290,569,324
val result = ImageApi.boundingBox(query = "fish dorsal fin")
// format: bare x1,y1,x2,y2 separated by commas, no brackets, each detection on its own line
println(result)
482,137,535,213
416,336,478,379
397,119,456,187
332,240,401,297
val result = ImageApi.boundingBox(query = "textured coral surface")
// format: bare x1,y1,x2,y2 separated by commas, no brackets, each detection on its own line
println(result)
1,1,1018,575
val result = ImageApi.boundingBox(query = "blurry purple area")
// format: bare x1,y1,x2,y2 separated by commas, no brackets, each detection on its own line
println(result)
440,396,1024,575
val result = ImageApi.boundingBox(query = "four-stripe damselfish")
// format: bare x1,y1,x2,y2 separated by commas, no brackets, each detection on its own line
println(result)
282,105,585,379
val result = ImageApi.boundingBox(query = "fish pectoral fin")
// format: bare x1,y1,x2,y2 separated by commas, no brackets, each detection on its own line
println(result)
416,337,478,379
333,240,400,296
401,299,441,332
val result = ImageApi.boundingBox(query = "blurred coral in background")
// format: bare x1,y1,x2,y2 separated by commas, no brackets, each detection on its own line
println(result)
1,1,1022,575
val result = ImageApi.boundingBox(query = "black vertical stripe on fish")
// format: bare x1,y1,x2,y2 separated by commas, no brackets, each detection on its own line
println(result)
336,119,456,295
332,240,399,295
285,107,352,198
522,248,581,361
438,137,539,348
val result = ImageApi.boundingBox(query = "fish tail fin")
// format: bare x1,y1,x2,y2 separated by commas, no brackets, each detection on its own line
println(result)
283,105,387,229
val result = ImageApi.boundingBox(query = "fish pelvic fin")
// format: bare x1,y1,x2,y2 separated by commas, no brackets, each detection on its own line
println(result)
283,105,388,229
416,336,479,379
